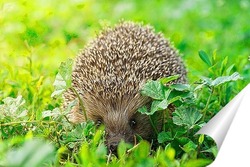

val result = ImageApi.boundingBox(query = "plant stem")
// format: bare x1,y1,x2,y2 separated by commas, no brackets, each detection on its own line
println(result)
107,152,112,164
149,115,158,135
70,87,88,121
127,143,139,153
163,110,166,132
202,87,214,121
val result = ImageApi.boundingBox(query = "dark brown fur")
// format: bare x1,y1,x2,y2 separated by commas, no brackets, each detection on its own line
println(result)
63,22,186,152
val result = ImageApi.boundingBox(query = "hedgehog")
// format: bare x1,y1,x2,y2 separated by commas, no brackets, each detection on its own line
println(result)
63,21,186,154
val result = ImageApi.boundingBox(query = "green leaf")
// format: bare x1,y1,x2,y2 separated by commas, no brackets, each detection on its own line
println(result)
117,140,132,159
170,84,190,91
164,88,172,99
58,58,73,87
169,89,193,100
198,134,204,145
137,106,149,114
182,140,197,153
211,72,242,87
158,132,173,143
95,143,107,158
159,75,179,84
51,59,73,98
225,85,233,103
5,139,55,167
138,103,164,115
42,108,61,118
165,144,176,160
212,49,217,63
141,80,165,100
174,127,187,137
220,56,228,75
138,106,147,113
194,83,206,91
177,137,191,145
51,74,66,97
168,96,182,104
185,159,212,167
173,108,202,129
150,100,168,115
157,99,169,110
200,76,212,85
83,121,95,137
0,95,27,119
202,146,218,157
93,129,103,146
226,64,235,75
64,99,78,114
199,50,212,66
133,141,151,159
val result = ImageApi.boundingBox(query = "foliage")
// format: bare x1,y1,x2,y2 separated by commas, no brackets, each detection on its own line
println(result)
0,51,243,166
137,59,241,164
0,0,249,166
51,59,73,98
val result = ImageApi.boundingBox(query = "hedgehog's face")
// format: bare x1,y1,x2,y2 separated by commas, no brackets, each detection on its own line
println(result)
91,109,159,155
79,94,161,155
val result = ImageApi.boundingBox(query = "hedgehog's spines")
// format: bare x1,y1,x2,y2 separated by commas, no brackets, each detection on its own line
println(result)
64,21,187,123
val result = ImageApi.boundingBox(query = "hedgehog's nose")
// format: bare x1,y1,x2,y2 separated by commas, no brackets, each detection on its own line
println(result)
108,141,119,154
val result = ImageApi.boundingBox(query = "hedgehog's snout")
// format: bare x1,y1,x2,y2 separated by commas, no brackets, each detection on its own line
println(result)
107,141,119,155
106,134,124,155
106,131,133,155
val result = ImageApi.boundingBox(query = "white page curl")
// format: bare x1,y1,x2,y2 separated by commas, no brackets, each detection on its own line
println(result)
196,84,250,166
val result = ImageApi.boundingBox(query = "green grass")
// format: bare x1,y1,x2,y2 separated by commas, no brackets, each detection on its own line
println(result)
0,0,249,166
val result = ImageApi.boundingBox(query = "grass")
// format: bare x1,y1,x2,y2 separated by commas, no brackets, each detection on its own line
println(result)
0,0,249,166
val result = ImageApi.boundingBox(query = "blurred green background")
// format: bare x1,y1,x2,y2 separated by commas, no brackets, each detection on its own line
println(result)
0,0,249,102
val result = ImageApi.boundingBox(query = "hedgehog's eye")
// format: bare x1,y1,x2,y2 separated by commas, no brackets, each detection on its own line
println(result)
129,119,137,129
96,119,103,127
